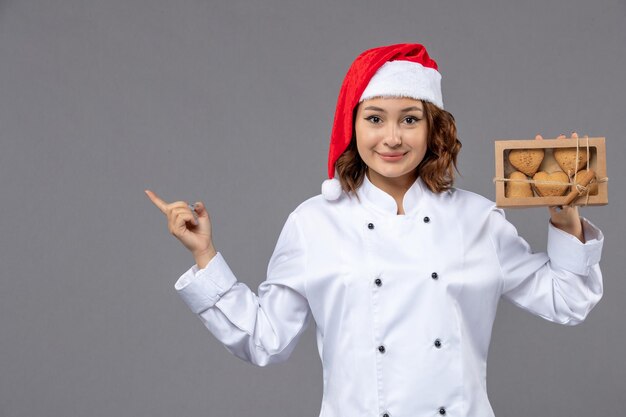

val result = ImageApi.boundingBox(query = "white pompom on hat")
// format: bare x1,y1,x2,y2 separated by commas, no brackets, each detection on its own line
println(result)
321,43,443,201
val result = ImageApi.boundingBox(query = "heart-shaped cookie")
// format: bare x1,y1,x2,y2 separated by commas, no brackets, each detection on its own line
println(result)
553,147,588,176
506,171,534,198
532,171,570,197
508,148,545,177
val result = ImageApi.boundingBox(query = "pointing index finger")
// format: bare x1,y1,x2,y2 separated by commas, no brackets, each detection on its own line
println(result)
144,189,169,214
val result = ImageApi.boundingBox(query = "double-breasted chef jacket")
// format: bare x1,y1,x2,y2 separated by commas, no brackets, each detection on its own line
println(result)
175,173,604,417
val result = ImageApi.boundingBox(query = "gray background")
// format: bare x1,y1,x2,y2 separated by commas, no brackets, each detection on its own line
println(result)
1,0,624,416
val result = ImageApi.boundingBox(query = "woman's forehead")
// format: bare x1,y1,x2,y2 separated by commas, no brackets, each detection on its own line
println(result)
358,96,423,111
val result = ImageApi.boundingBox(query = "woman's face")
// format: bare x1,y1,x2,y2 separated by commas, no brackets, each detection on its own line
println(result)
354,96,428,185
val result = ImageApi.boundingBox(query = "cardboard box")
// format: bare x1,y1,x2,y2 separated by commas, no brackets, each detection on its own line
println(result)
494,136,608,208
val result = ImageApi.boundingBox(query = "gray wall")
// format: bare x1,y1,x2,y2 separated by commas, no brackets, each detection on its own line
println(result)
1,0,624,416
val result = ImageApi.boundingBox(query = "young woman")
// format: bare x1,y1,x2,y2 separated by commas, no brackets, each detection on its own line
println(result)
145,43,604,417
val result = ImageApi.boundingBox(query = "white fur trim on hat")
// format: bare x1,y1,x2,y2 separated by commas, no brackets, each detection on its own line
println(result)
359,60,443,109
321,178,342,200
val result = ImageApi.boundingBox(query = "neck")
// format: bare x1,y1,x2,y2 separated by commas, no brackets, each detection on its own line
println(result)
366,169,418,203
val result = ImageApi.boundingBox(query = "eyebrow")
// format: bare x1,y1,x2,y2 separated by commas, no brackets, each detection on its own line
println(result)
363,106,423,113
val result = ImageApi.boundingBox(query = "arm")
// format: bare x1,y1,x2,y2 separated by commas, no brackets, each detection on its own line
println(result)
489,206,604,325
174,211,312,366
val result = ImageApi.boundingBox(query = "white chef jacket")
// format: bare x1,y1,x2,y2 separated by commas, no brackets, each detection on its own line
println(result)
174,173,604,417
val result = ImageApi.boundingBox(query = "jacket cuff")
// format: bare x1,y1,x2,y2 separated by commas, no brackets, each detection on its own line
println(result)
547,216,604,275
174,252,238,314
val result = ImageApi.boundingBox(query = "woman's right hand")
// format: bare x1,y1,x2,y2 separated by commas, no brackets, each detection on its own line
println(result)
144,189,215,259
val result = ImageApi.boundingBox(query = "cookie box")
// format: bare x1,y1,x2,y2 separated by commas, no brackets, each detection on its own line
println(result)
494,136,608,208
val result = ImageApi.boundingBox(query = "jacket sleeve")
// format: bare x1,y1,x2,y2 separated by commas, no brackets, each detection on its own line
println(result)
174,211,312,366
488,206,604,325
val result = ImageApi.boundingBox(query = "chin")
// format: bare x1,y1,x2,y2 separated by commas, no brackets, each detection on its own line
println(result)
372,166,414,179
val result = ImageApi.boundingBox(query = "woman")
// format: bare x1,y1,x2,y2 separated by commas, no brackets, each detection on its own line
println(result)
145,43,604,417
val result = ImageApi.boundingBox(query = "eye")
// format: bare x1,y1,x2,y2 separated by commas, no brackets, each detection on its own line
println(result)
365,115,382,124
404,116,421,124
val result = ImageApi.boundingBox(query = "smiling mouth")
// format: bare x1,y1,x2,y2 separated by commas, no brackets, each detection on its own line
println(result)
378,152,407,161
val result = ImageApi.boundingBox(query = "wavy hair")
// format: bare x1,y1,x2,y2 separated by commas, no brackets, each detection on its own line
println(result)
334,99,462,199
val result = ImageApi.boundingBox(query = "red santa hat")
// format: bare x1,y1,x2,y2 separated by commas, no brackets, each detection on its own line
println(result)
321,43,443,200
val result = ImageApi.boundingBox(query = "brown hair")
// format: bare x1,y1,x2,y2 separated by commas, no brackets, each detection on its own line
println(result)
334,99,462,199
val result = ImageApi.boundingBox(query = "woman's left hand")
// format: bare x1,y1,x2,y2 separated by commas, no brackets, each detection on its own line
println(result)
535,131,585,243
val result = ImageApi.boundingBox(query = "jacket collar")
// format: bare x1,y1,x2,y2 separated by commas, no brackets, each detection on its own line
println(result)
356,171,427,216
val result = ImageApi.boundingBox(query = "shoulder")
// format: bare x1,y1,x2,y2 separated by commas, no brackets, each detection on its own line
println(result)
292,193,328,213
435,185,500,226
429,187,510,249
286,191,357,232
291,191,349,217
441,185,496,211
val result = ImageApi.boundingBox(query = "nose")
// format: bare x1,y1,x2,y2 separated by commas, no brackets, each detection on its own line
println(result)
383,123,402,147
